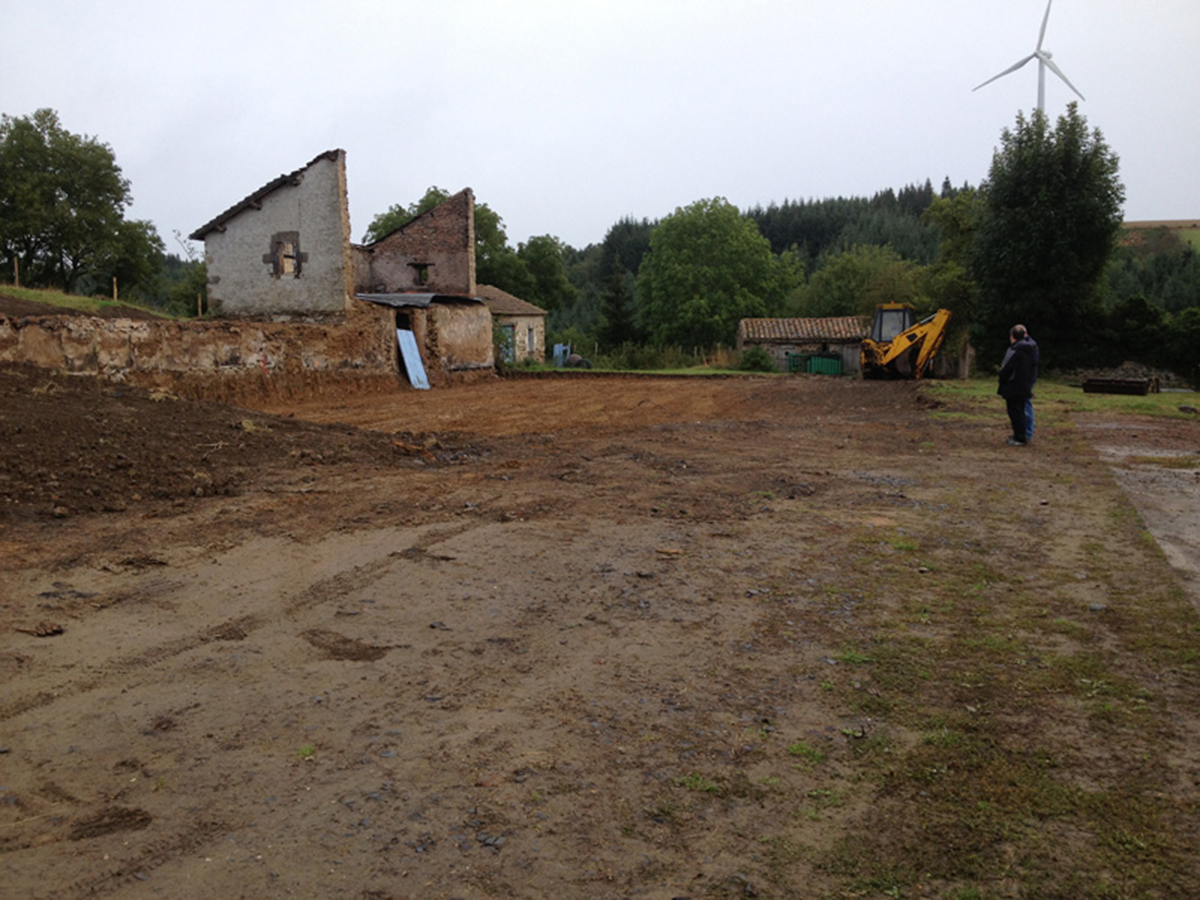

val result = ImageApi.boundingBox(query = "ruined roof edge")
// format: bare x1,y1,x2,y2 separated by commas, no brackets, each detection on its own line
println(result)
356,292,485,309
365,187,474,247
189,149,344,241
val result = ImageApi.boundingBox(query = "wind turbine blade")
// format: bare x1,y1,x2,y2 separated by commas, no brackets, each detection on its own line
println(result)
973,54,1037,92
1037,0,1054,51
1042,56,1086,101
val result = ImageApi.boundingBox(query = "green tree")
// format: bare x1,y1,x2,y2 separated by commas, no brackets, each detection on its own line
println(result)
921,188,984,347
164,258,209,317
972,104,1125,367
516,234,578,312
0,108,159,294
598,254,638,348
88,218,165,299
1105,228,1200,315
472,203,532,294
1099,293,1166,364
556,241,605,337
1164,307,1200,387
800,245,922,318
635,198,787,346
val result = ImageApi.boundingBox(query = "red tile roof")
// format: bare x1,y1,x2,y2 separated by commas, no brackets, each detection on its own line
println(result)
474,284,547,316
740,316,869,342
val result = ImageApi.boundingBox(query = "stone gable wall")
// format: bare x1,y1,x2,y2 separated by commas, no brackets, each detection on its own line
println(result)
357,190,476,295
202,153,352,317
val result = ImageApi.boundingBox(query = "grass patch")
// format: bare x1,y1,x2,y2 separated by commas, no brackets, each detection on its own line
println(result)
762,374,1200,897
676,772,721,794
786,741,827,764
1,284,174,318
835,647,873,666
925,377,1200,421
1125,453,1200,469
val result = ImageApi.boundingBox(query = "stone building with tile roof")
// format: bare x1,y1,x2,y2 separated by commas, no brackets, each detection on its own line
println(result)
737,316,870,374
473,284,547,364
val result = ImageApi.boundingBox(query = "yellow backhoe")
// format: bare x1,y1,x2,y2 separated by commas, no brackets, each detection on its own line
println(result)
861,303,952,379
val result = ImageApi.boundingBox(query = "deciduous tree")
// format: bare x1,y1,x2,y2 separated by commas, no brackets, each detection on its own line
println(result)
0,109,159,294
635,198,787,347
516,234,577,312
800,245,922,318
361,186,450,242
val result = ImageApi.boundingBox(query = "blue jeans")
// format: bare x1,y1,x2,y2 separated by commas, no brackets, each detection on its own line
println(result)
1025,398,1035,441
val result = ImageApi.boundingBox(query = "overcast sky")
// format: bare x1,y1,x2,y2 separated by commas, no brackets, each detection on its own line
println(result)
3,0,1197,254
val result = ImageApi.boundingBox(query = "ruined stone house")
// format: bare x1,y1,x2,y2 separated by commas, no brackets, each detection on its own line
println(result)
1,151,512,394
189,150,354,318
189,150,494,384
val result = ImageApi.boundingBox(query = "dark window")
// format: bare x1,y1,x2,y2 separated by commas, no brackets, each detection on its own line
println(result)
409,262,431,286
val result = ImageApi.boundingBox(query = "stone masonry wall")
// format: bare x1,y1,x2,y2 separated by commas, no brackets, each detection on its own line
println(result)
0,307,403,402
493,314,545,364
0,299,498,402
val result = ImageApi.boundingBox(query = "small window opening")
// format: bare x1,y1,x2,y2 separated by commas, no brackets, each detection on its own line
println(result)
264,231,304,278
409,262,431,286
279,241,297,275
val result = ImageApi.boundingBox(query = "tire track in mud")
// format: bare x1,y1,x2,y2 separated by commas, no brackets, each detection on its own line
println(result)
0,545,424,723
33,819,228,900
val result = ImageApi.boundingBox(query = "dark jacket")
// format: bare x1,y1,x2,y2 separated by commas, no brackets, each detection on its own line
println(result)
997,337,1038,399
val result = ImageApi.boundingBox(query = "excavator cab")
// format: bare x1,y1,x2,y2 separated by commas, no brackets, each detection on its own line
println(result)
870,303,916,343
861,303,952,379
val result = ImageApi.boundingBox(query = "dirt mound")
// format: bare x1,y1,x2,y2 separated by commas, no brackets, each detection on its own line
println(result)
0,362,471,523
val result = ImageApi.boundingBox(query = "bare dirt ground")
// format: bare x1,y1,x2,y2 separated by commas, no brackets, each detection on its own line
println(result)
3,320,1200,897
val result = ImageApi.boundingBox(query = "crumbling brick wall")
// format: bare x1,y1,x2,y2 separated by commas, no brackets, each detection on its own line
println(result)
356,189,477,295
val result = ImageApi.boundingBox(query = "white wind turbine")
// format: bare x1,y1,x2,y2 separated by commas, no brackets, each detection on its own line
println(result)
973,0,1085,113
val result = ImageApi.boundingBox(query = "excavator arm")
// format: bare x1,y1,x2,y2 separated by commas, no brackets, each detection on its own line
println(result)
861,307,952,379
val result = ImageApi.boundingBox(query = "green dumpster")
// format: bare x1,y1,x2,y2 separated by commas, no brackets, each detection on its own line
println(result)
787,353,811,373
806,354,842,376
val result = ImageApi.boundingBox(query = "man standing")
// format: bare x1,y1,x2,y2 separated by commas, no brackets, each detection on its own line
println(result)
998,324,1038,446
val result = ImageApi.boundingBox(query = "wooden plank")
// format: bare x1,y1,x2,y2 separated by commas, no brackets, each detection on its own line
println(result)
1082,378,1152,396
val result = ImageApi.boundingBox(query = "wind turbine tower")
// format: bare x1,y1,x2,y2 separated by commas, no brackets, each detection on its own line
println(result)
973,0,1085,113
